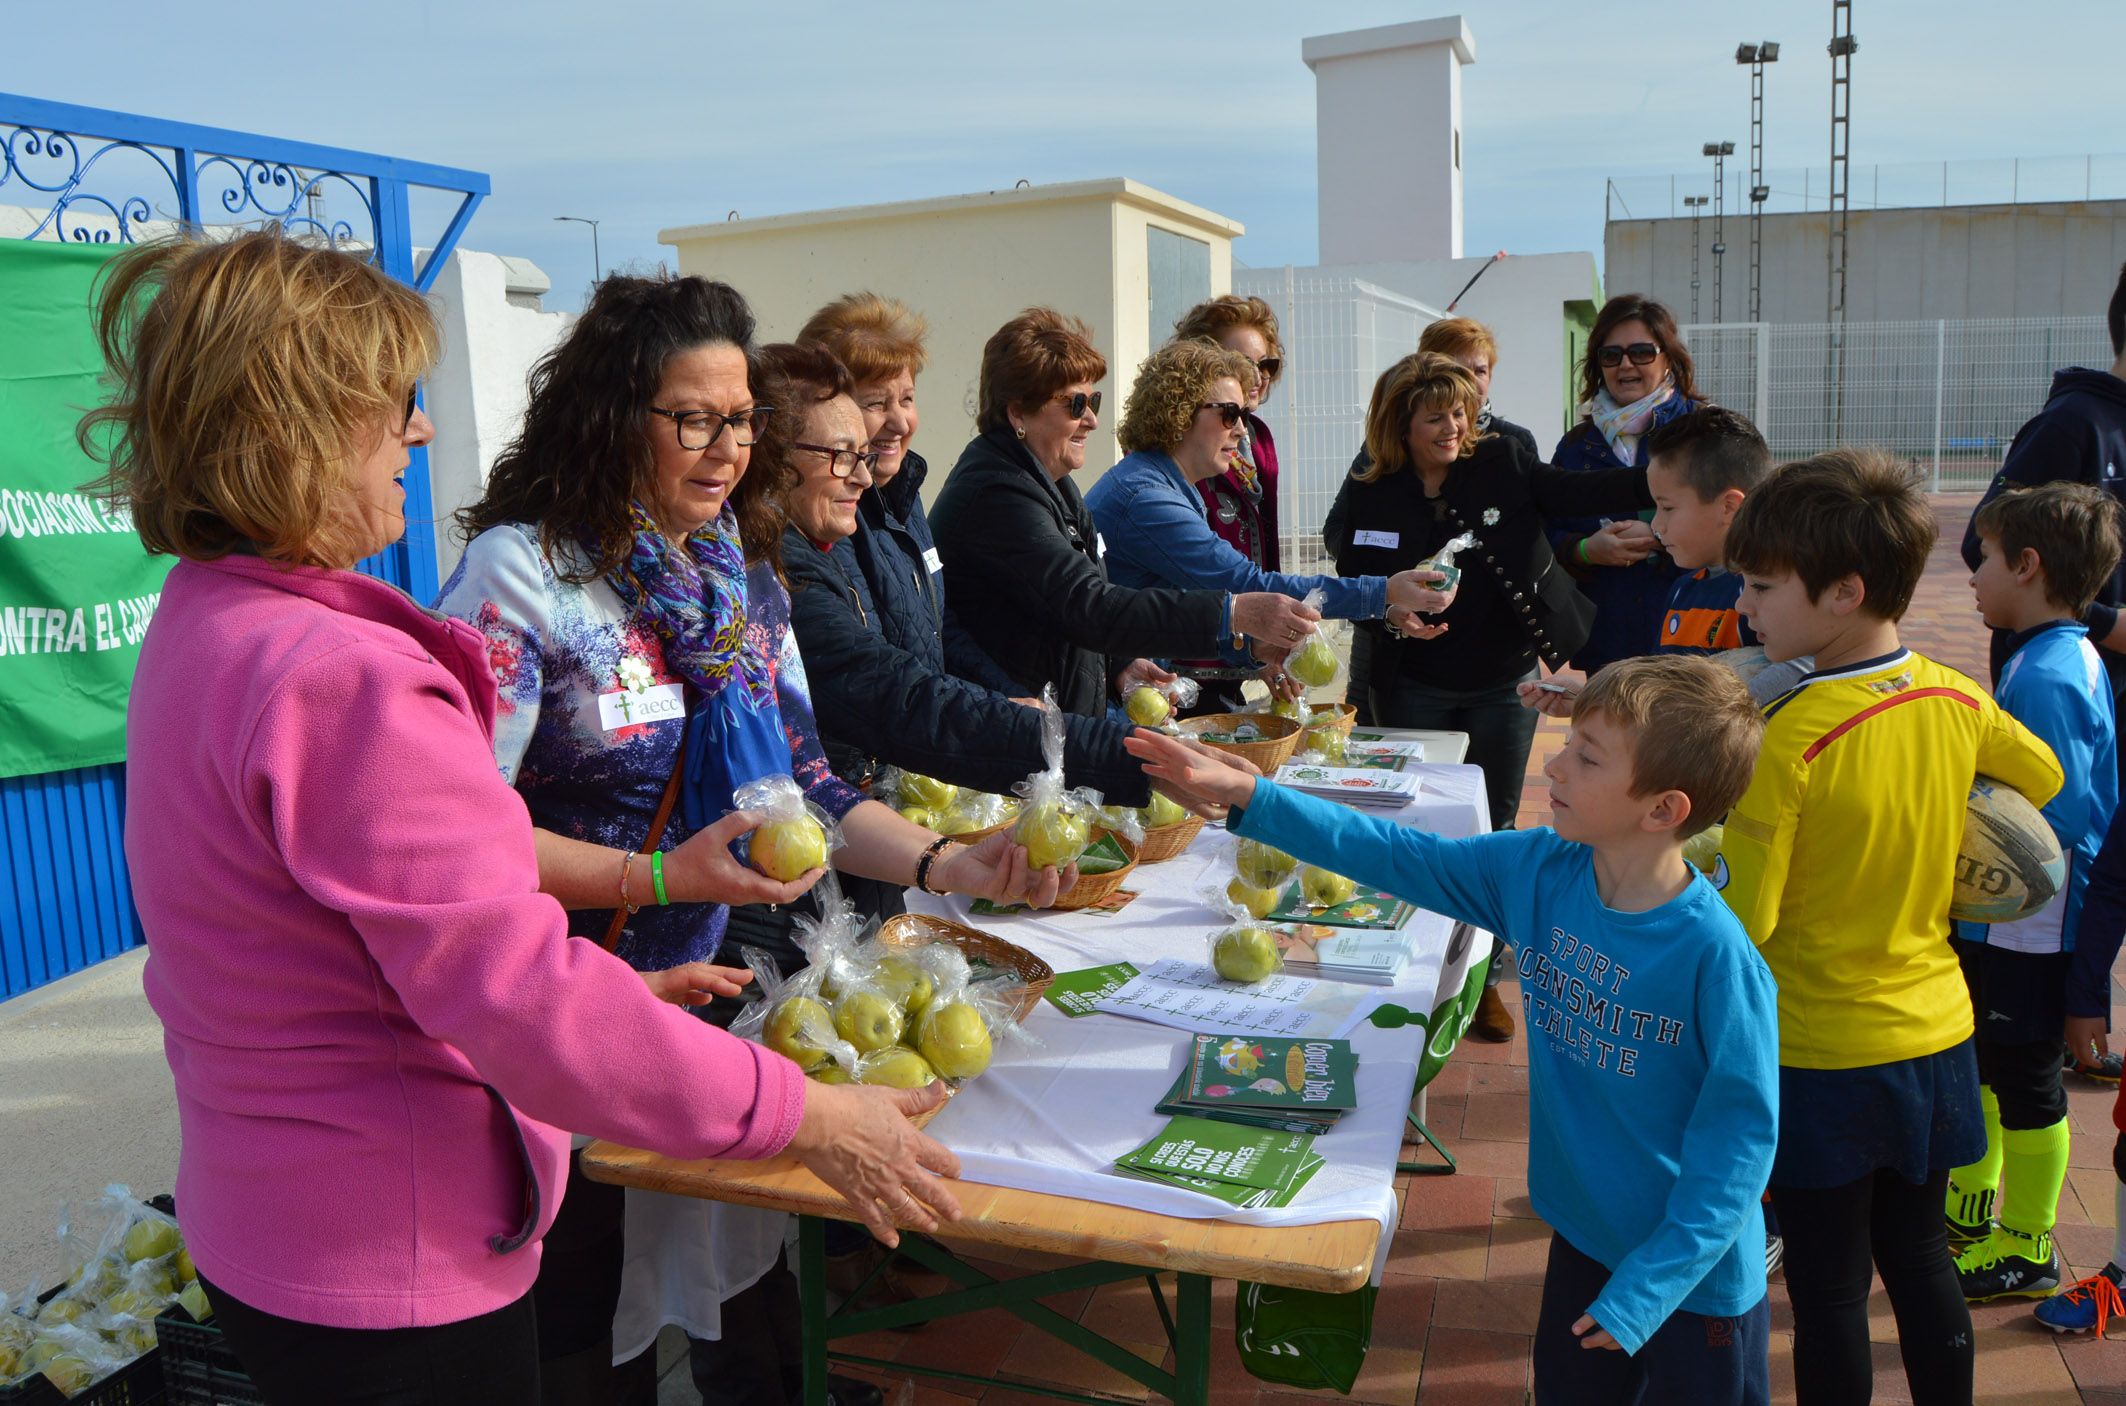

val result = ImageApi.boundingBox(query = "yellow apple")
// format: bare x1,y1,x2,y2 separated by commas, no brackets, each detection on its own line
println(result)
813,1065,853,1086
1141,792,1188,828
916,1001,994,1080
177,1279,213,1323
1213,925,1282,983
856,1047,937,1089
751,813,828,881
1300,866,1357,908
873,955,935,1015
1125,685,1172,727
1287,635,1338,687
1226,877,1280,920
901,773,958,810
1268,694,1305,722
763,995,836,1071
174,1247,196,1284
1305,726,1347,763
122,1217,181,1264
1014,801,1089,871
1234,838,1297,890
834,990,906,1053
898,805,937,828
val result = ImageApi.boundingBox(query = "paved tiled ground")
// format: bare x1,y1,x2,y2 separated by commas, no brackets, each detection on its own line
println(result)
761,494,2125,1406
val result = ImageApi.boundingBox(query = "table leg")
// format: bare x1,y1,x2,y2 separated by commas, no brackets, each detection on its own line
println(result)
1172,1273,1211,1406
798,1215,830,1406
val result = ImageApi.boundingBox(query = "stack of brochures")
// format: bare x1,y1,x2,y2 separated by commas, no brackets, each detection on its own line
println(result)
1271,762,1421,810
1112,1114,1324,1209
1153,1033,1358,1135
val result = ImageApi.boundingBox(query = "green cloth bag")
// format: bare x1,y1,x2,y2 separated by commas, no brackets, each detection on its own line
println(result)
1234,1282,1378,1394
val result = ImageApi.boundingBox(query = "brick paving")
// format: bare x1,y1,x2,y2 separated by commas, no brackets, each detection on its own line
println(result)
823,494,2124,1406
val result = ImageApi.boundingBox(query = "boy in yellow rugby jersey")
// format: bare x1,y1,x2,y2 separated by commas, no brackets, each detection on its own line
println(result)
1716,449,2063,1404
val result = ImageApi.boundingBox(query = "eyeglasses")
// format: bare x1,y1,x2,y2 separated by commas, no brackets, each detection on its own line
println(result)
1051,390,1102,419
1252,356,1283,380
1596,343,1662,368
793,442,882,479
650,405,775,450
1198,401,1245,428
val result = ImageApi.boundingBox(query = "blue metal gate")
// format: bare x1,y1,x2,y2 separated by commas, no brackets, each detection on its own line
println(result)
0,95,488,997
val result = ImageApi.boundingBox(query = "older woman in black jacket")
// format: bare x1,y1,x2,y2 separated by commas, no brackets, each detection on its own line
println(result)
1326,352,1650,826
930,308,1316,717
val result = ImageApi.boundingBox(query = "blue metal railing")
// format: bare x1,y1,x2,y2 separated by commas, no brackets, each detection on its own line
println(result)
0,94,488,997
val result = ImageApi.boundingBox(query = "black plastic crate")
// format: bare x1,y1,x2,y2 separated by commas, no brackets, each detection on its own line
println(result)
0,1194,175,1405
150,1308,258,1406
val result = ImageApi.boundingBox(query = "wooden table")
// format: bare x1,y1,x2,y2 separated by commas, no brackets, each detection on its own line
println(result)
581,1142,1383,1406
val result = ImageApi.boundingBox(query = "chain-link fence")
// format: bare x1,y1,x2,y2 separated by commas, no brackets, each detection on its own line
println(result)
1233,269,1441,574
1681,317,2112,490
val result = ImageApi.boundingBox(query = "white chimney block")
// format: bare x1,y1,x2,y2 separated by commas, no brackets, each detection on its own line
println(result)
1304,16,1474,265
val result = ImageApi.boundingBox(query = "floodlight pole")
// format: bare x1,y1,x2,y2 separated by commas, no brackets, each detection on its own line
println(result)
1684,196,1709,322
1738,42,1779,321
1827,3,1858,440
1704,141,1735,323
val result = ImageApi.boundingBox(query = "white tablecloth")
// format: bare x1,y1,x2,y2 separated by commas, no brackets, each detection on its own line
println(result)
905,756,1492,1276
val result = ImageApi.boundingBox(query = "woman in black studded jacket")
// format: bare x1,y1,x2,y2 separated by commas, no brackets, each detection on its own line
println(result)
1323,352,1650,830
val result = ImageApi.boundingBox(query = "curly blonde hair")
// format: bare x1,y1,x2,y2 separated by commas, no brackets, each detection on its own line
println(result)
1117,340,1257,455
1357,352,1482,482
79,229,437,567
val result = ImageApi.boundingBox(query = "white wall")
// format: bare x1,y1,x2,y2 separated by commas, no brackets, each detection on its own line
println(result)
1271,251,1601,448
1305,17,1472,266
424,249,573,583
1605,199,2126,326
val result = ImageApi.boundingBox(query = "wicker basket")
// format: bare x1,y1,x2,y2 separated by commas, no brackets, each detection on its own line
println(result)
1179,712,1303,772
1135,813,1207,864
871,914,1054,1128
935,800,1022,846
1049,829,1141,911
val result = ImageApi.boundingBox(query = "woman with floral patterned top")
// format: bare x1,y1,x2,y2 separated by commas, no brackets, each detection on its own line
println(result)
441,273,1066,1406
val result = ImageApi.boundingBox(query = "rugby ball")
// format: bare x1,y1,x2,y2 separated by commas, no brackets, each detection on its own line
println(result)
1952,777,2066,924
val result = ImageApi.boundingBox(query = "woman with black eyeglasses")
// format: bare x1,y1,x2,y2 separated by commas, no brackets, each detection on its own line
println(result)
931,308,1320,717
441,275,1061,1405
1546,294,1706,675
1088,339,1448,693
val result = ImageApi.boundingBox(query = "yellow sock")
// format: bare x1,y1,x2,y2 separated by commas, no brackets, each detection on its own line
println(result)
1997,1117,2071,1242
1947,1086,2004,1226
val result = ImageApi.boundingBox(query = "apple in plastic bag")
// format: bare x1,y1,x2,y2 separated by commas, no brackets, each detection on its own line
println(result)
1225,877,1280,920
1141,791,1188,829
1124,685,1172,727
1213,925,1282,983
1287,635,1338,687
1305,726,1348,764
901,773,958,810
916,1001,994,1080
1301,866,1357,908
122,1217,180,1264
857,1047,937,1088
1268,695,1305,722
834,990,906,1053
751,812,827,881
873,955,935,1016
1014,801,1089,871
763,995,836,1071
1234,838,1298,890
176,1279,214,1323
898,805,937,828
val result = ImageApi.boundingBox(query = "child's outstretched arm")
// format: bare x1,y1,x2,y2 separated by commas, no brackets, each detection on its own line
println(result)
1576,962,1781,1355
1127,728,1515,936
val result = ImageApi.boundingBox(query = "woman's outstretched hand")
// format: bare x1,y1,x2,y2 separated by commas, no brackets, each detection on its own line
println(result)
929,830,1077,910
787,1080,963,1248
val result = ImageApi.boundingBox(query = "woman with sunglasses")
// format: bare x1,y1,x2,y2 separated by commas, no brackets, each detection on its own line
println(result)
441,274,1061,1403
1089,339,1449,693
930,308,1319,718
1547,295,1706,675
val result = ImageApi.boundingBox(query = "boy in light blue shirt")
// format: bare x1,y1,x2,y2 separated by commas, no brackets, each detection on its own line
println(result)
1128,654,1779,1405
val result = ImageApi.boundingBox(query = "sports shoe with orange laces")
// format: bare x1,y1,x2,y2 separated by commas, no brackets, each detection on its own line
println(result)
2035,1262,2126,1335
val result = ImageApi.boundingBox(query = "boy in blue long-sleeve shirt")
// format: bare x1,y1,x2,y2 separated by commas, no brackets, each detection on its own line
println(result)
1127,654,1778,1404
1955,481,2123,1306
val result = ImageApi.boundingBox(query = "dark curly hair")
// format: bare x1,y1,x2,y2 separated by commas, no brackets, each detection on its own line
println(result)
744,342,855,580
457,272,768,584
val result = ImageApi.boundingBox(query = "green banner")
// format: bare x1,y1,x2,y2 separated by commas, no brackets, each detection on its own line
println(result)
0,239,173,780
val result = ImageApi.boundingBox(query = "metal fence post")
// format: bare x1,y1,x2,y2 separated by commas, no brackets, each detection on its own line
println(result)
1931,320,1947,493
1755,322,1772,431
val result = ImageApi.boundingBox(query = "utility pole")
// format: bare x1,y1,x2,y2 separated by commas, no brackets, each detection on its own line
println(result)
1828,3,1858,440
1704,141,1736,323
1684,195,1709,322
1737,42,1780,321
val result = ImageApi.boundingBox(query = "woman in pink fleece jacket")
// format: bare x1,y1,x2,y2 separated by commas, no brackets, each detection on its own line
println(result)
85,232,961,1405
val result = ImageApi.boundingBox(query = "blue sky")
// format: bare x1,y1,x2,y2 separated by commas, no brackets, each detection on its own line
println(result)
7,0,2123,309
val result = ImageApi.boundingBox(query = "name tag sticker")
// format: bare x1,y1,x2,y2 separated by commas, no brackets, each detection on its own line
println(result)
1095,533,1107,559
1353,529,1400,549
598,682,686,732
922,545,943,576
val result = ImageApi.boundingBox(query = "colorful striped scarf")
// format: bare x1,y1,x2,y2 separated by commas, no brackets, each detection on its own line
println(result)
602,501,773,710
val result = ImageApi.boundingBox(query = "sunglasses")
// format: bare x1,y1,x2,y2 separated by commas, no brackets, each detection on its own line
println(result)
1051,390,1102,419
1596,342,1662,368
1198,401,1245,428
1253,356,1283,380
